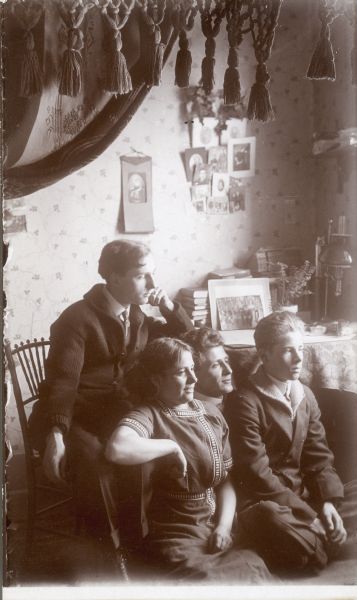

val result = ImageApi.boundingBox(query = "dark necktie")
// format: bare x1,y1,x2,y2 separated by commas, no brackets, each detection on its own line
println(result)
120,308,130,345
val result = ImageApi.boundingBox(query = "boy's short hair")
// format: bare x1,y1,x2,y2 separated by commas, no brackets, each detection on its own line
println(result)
98,240,151,281
181,327,224,367
254,311,305,351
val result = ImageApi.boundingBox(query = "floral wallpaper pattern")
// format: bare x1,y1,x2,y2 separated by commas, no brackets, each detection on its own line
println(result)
4,1,355,452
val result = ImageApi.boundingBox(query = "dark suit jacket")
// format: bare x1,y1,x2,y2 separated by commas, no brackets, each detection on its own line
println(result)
32,283,193,442
224,366,344,522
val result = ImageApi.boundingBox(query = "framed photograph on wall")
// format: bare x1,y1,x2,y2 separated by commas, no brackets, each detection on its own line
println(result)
192,163,212,186
221,118,247,145
191,184,209,213
211,172,229,198
228,177,245,212
121,154,154,232
184,147,208,181
192,117,219,148
228,136,256,177
208,145,228,173
208,278,272,346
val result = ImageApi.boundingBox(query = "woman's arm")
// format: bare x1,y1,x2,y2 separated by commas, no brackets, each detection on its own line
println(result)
105,425,187,476
208,475,236,553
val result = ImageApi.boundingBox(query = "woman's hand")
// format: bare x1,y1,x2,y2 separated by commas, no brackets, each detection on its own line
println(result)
208,524,233,554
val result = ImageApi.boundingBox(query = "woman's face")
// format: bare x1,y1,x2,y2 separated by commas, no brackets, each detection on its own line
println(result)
154,350,197,408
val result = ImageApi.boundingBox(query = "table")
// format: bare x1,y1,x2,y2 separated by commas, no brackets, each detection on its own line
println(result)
227,337,357,394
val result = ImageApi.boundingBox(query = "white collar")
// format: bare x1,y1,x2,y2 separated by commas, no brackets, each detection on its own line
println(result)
195,390,223,408
266,372,291,397
103,286,130,318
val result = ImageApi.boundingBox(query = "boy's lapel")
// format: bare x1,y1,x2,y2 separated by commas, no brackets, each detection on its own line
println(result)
249,367,301,442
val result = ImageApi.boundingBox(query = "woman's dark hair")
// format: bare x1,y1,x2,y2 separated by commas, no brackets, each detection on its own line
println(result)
125,337,193,401
254,310,305,352
98,239,151,281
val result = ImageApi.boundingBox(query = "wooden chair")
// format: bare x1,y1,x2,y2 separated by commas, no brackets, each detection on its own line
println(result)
5,338,75,554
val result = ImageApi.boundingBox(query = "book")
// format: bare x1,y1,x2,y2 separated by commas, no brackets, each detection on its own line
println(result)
179,287,208,299
180,296,209,309
188,308,210,318
208,267,251,279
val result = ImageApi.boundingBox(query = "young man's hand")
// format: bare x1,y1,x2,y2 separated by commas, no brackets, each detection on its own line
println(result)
310,516,328,540
321,501,347,545
42,427,68,485
148,287,174,312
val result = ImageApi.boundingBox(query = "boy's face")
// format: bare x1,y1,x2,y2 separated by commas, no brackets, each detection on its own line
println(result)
109,253,156,306
260,330,304,382
195,345,233,398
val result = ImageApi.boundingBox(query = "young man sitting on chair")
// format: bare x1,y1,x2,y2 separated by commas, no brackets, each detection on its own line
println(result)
181,327,234,410
224,311,350,575
29,239,193,537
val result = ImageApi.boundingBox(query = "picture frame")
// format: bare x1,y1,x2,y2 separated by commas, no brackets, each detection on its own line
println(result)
228,177,245,212
191,184,209,213
192,116,219,148
228,136,256,178
211,172,229,198
208,278,272,346
221,118,248,145
208,145,228,173
121,154,154,233
192,163,212,186
184,147,208,181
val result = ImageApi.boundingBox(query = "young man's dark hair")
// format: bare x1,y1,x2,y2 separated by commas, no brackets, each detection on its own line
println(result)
182,327,233,407
225,311,351,576
98,240,151,281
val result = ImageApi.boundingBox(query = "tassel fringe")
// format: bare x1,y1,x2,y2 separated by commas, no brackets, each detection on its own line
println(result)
175,31,192,88
59,49,82,97
106,50,132,94
20,31,43,97
145,26,165,86
201,37,216,95
223,47,240,105
307,28,336,80
247,63,274,122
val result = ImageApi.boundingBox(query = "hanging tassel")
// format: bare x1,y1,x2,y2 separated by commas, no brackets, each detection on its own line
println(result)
307,26,336,80
20,30,43,97
145,25,165,86
224,47,240,105
247,62,274,122
105,31,132,94
201,36,215,95
59,29,83,97
175,30,192,88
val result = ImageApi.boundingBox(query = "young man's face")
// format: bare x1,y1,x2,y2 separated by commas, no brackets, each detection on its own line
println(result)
109,253,156,306
195,345,233,398
261,330,304,381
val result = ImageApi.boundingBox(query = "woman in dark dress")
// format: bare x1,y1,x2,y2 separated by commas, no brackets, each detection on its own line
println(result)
105,337,272,583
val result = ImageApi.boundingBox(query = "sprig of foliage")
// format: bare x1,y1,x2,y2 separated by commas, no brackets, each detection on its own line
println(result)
273,260,315,306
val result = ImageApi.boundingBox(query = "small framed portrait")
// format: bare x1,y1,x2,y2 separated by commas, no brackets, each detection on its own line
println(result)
206,197,229,215
121,154,154,233
228,136,256,177
221,118,247,144
184,147,207,181
211,172,229,198
192,117,219,149
191,184,209,213
208,145,228,173
228,177,245,212
193,163,212,186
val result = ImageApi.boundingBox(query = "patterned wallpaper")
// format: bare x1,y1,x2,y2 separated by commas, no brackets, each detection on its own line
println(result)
5,1,354,452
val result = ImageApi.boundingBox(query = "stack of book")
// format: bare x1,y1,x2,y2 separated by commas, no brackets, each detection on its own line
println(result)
179,287,210,326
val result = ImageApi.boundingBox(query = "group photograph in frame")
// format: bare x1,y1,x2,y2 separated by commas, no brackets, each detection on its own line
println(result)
228,136,256,178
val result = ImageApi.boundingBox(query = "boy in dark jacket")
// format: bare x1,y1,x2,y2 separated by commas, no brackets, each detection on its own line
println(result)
31,239,193,534
224,311,348,574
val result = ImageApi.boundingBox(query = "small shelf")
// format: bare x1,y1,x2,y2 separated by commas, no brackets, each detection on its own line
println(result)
313,128,357,157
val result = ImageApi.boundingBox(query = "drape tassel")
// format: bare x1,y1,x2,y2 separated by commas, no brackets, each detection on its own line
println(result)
145,26,165,86
247,62,274,122
105,33,132,94
307,26,336,80
175,30,192,88
59,30,83,97
223,47,240,105
59,49,82,96
201,37,215,95
20,31,43,97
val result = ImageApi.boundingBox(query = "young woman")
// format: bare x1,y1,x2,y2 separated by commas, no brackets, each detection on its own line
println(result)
105,337,272,582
